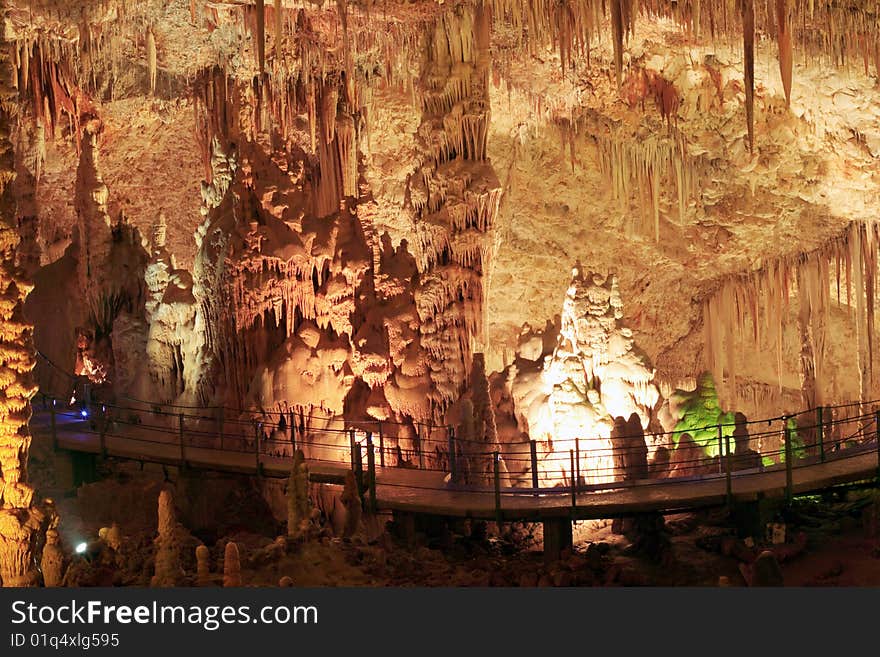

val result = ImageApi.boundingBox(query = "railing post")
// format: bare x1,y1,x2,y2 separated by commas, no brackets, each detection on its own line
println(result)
418,424,425,470
50,399,57,451
366,432,377,513
448,426,456,482
875,408,880,483
575,436,580,491
254,421,262,476
289,410,296,453
570,449,576,510
817,406,825,462
378,421,385,468
217,406,224,450
784,418,793,506
530,439,539,496
349,428,357,471
724,429,732,508
99,406,107,459
178,413,186,469
717,424,724,474
493,451,502,525
354,440,365,497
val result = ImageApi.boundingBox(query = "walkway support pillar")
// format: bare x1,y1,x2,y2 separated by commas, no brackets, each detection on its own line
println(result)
394,511,416,548
570,449,576,509
543,517,573,564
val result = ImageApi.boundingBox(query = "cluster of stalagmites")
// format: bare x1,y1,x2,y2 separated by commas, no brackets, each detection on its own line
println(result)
490,268,659,486
483,267,779,487
56,454,370,587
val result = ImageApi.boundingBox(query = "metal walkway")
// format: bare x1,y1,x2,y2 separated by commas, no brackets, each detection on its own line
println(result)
30,400,880,522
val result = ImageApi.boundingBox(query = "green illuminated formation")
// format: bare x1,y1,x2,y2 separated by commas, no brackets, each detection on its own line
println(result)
671,373,734,458
672,373,805,465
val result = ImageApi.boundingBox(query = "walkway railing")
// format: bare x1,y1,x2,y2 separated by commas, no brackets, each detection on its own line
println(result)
33,388,880,513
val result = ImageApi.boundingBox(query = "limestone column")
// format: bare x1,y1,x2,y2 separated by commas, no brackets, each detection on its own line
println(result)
0,19,51,587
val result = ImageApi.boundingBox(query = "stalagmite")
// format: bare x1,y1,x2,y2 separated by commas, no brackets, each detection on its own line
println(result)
503,268,659,486
223,541,241,587
196,545,211,587
287,449,310,538
40,528,63,587
151,490,184,587
341,470,361,538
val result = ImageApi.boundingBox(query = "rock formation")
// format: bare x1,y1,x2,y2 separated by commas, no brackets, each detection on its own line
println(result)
287,449,310,538
340,470,362,539
195,544,211,587
223,541,241,587
40,527,63,587
150,489,184,587
500,268,659,485
0,17,51,587
6,0,880,549
731,412,762,471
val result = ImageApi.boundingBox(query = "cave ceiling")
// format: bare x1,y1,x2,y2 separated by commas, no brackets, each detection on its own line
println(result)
5,0,880,395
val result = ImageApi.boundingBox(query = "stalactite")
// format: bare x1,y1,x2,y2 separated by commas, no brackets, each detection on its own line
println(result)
705,222,880,413
147,26,157,96
595,127,697,239
256,0,266,75
776,0,792,107
274,0,283,63
742,0,755,152
611,0,624,87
